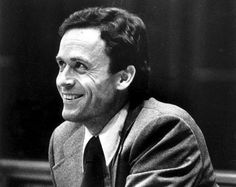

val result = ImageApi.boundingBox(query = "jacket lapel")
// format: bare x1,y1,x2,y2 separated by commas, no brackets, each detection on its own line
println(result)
53,100,146,187
53,125,85,187
110,102,144,187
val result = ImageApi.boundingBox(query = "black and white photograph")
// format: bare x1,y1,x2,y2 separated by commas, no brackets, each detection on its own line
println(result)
0,0,235,186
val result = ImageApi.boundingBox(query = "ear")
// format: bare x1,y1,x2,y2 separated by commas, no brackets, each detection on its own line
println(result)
116,65,136,91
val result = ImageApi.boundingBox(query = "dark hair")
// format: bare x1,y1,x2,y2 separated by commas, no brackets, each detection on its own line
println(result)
59,7,150,103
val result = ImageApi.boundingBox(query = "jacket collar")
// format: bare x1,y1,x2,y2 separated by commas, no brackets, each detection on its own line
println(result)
110,100,144,187
53,99,145,186
63,124,85,158
53,124,85,186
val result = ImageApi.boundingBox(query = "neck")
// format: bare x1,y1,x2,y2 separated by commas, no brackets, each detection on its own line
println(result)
83,96,128,136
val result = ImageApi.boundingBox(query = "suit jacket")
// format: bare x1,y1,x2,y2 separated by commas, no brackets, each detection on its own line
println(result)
48,97,218,187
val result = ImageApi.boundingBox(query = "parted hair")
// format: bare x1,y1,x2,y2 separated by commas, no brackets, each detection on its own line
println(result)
59,7,150,103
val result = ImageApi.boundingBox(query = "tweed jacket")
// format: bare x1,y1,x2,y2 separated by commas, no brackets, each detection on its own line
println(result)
48,97,218,187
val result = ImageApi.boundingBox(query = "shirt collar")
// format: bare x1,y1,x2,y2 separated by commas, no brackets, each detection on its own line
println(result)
83,103,129,166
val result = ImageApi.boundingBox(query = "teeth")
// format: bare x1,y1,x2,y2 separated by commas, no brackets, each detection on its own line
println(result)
63,94,80,100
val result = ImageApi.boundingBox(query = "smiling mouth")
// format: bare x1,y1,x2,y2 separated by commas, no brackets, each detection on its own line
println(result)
62,94,83,100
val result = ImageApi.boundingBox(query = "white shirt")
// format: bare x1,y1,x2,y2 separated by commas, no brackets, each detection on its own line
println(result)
82,104,129,167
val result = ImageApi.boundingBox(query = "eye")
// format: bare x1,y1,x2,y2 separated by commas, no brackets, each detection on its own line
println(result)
56,60,66,72
74,61,88,73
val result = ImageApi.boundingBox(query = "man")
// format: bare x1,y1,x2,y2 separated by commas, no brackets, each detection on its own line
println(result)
49,7,218,187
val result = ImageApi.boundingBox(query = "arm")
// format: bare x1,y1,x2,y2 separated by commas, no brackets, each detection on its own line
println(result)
48,131,57,186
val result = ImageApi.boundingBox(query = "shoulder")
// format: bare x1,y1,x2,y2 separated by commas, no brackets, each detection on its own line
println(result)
49,121,83,155
142,97,195,123
137,97,201,136
121,98,216,186
126,97,208,161
50,121,83,146
49,121,84,165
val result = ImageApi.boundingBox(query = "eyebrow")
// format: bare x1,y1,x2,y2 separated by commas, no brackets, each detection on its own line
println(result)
55,56,91,66
71,57,86,62
55,56,62,61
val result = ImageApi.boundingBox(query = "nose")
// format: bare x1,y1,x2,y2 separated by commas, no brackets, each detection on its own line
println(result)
56,65,75,89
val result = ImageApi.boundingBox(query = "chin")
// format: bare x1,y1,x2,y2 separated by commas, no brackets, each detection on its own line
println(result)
62,109,90,122
62,110,79,122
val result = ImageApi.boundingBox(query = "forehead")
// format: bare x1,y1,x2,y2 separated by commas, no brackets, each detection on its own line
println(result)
57,28,111,69
59,28,104,50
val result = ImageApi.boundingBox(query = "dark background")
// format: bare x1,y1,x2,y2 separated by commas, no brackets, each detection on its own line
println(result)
0,0,235,170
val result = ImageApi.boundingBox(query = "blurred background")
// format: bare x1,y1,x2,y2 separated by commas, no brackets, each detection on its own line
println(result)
0,0,236,186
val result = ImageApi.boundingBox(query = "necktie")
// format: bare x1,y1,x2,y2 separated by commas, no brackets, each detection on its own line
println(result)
81,136,106,187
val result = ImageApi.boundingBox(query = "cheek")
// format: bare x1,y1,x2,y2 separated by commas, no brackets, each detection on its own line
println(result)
79,76,96,94
80,74,115,98
56,76,59,87
96,80,116,100
56,76,61,91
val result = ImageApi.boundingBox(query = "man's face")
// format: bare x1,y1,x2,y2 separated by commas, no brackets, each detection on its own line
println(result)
56,28,119,122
